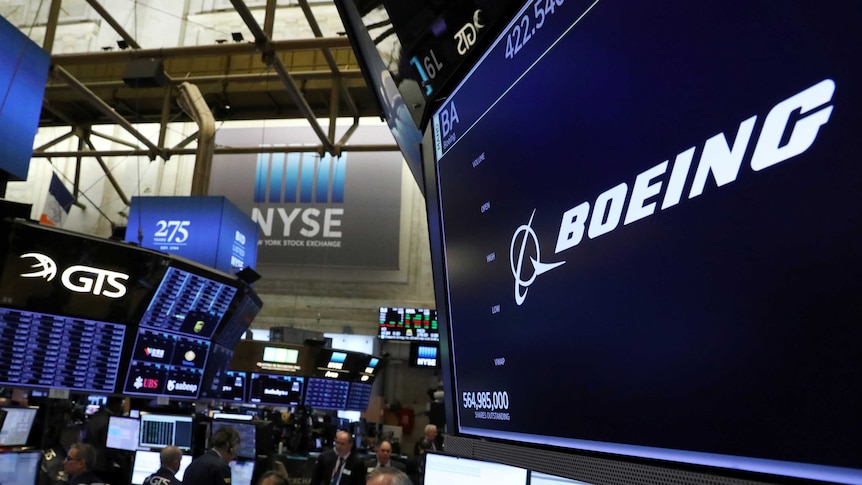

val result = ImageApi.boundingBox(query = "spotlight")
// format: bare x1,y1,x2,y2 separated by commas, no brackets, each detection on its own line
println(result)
116,40,129,50
216,39,227,44
231,32,244,42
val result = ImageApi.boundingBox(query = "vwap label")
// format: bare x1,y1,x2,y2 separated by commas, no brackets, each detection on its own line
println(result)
19,252,129,298
509,79,835,305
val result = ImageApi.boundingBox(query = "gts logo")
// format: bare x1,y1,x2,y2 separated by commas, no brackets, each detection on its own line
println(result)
20,252,129,298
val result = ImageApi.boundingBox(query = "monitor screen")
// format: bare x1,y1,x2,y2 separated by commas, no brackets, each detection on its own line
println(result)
212,420,256,459
0,308,128,395
229,460,256,485
138,413,193,450
0,219,169,325
247,373,304,407
408,342,440,368
211,412,253,421
378,307,440,341
529,471,595,485
0,408,37,447
426,0,862,483
106,416,140,451
345,382,373,412
423,453,527,485
131,450,192,485
0,450,41,485
304,377,349,410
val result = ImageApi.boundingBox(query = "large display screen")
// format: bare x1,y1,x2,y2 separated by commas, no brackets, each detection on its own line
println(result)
0,451,41,485
131,450,192,485
106,416,140,451
138,413,193,450
0,309,125,393
0,408,37,447
428,1,862,483
247,373,304,407
0,219,168,325
378,307,439,341
304,377,350,410
0,15,50,181
423,453,527,485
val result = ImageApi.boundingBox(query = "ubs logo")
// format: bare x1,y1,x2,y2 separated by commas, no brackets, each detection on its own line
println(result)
19,252,129,298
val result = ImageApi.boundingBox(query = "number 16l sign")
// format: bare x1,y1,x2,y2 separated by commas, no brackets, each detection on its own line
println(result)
125,196,258,275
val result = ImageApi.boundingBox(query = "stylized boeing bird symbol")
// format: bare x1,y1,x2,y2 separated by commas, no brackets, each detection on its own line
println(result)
509,209,565,305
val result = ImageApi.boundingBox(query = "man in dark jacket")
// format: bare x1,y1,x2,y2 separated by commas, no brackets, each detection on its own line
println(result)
143,446,183,485
64,443,105,485
182,426,240,485
310,430,366,485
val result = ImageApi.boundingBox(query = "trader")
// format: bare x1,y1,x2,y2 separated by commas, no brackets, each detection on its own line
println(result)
365,440,405,472
413,425,438,454
182,426,240,485
143,445,183,485
311,430,366,485
64,443,105,485
366,467,411,485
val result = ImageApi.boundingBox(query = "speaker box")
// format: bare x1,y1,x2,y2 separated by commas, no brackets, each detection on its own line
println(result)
122,58,166,88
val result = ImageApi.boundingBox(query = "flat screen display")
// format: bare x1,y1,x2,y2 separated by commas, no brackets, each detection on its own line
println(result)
378,307,439,341
0,450,41,485
427,0,862,483
137,265,237,339
423,453,527,485
247,373,304,407
530,471,594,485
229,460,256,485
106,416,140,451
131,450,192,484
0,219,169,325
0,308,126,394
408,342,440,368
212,420,256,459
304,377,350,410
138,413,193,450
0,408,36,447
0,15,50,181
345,382,373,412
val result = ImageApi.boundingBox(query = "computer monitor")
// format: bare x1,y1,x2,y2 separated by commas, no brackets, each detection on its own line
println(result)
106,416,140,451
229,460,256,485
0,450,41,485
131,449,192,485
0,408,37,447
530,471,595,485
211,420,256,460
138,413,193,450
423,453,527,485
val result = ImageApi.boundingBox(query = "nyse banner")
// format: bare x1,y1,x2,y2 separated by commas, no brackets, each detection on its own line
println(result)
210,124,402,269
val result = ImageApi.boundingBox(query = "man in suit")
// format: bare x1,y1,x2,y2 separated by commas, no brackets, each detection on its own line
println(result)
365,440,405,472
310,430,366,485
182,426,240,485
64,443,106,485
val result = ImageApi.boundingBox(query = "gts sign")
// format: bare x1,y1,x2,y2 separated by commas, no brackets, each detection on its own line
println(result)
19,252,129,298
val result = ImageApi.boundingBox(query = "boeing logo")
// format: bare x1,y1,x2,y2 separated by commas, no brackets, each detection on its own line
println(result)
509,210,566,305
509,79,835,305
19,252,129,298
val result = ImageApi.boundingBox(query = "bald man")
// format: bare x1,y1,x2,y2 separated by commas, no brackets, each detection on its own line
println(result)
366,467,411,485
365,440,405,472
143,445,183,485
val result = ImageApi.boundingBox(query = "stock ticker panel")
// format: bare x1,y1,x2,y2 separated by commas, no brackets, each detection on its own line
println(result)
0,308,125,393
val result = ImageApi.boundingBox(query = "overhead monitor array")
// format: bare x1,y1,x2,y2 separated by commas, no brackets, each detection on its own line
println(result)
0,218,261,401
